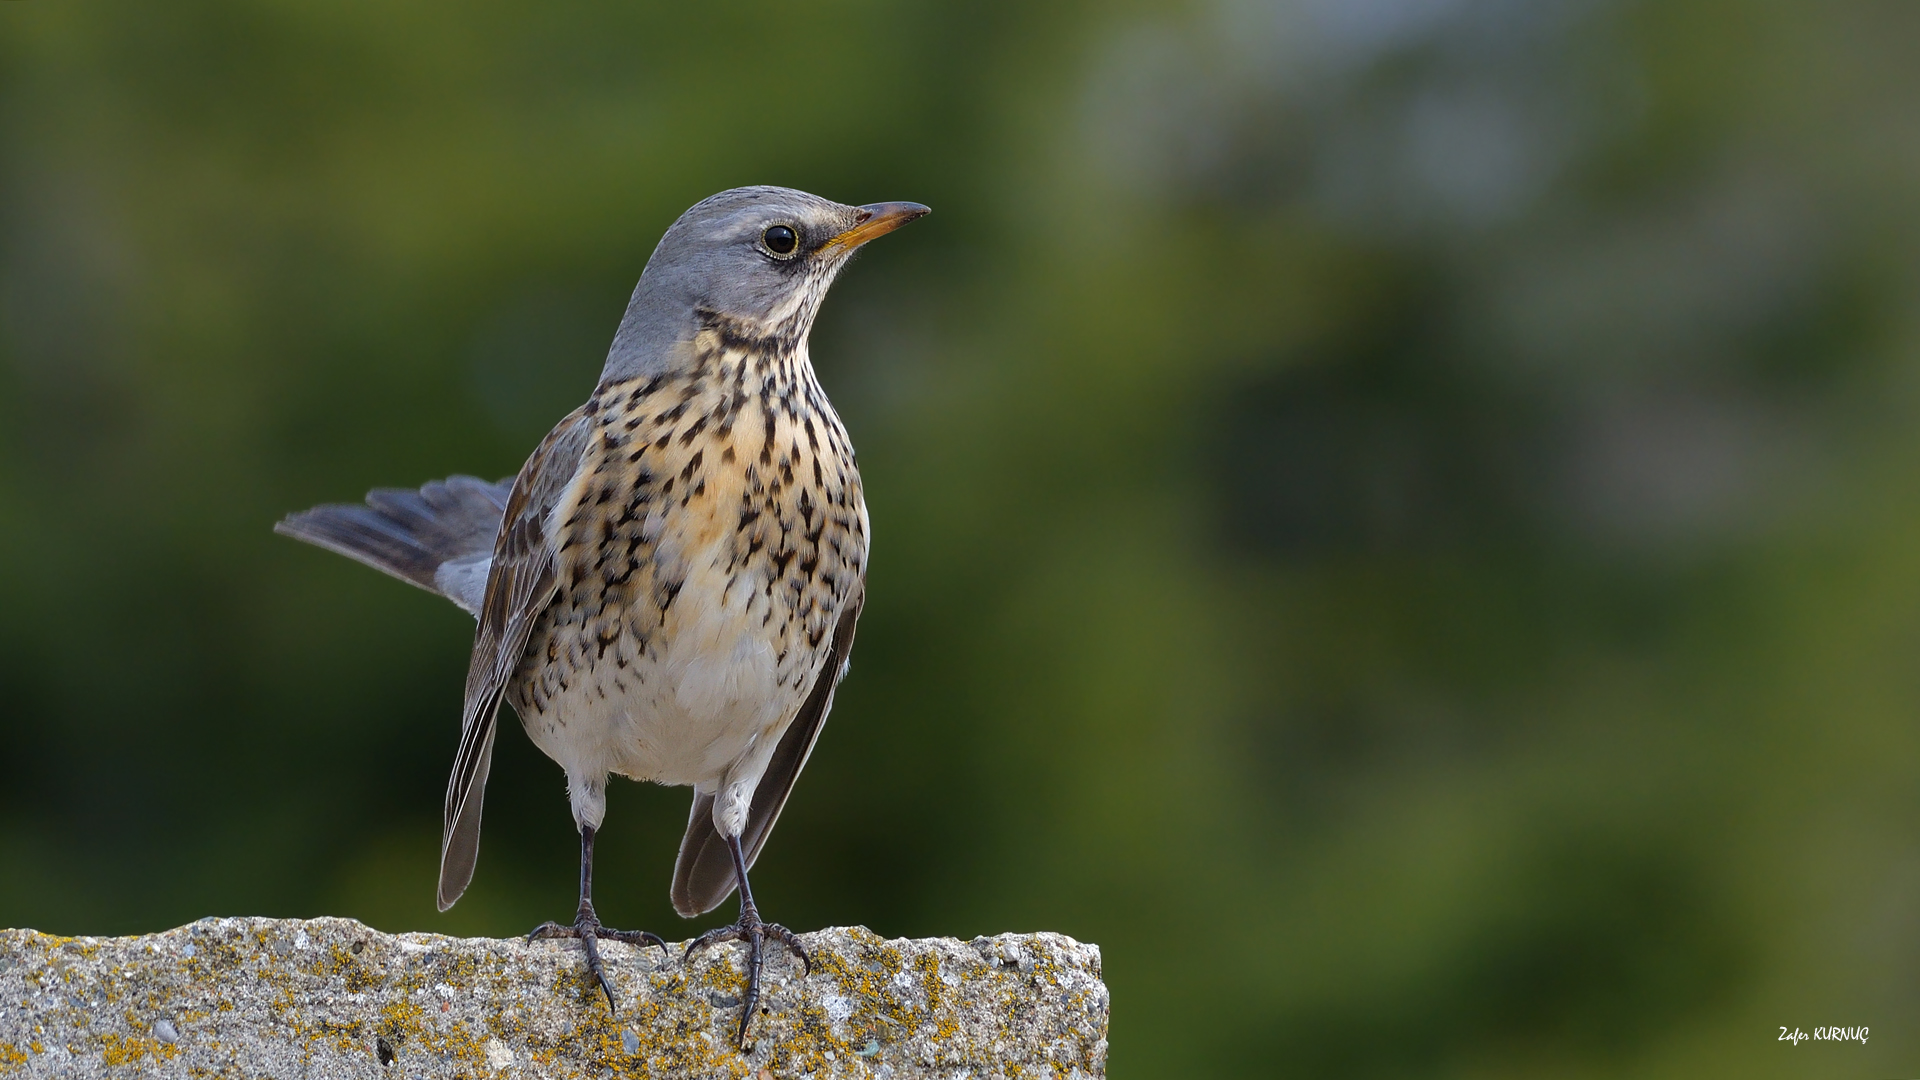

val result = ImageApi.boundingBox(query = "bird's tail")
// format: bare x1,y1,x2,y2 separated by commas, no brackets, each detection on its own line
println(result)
275,475,513,616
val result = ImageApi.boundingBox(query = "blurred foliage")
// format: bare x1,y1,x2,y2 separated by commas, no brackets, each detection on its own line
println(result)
5,0,1920,1075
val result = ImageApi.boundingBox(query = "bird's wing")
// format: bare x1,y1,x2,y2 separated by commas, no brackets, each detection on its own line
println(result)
437,409,595,911
671,584,865,917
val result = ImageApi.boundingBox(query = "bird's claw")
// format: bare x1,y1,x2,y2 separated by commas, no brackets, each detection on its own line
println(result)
684,913,810,1048
527,904,668,1011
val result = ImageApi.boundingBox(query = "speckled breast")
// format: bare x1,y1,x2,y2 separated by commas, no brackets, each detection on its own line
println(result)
503,330,868,785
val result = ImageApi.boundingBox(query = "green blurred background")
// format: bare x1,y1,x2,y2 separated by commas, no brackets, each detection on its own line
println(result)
4,0,1920,1075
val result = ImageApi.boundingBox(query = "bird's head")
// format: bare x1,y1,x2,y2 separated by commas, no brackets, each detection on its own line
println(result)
602,186,929,381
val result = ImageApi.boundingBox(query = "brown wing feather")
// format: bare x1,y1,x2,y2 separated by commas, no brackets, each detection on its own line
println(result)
671,586,865,917
436,411,593,911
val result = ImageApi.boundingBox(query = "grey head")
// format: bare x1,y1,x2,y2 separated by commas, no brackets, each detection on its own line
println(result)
601,185,929,383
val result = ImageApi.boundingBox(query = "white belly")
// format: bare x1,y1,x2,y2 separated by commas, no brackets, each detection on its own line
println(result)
514,532,816,808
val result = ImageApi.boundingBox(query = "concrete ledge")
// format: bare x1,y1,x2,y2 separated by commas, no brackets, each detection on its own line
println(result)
0,917,1107,1079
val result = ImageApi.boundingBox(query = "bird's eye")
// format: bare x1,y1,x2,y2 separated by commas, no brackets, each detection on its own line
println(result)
763,225,799,256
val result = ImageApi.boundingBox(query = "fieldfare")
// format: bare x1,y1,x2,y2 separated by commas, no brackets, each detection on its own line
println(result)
276,187,928,1046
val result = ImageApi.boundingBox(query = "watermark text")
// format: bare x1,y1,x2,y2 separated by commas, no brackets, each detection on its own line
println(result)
1778,1026,1867,1046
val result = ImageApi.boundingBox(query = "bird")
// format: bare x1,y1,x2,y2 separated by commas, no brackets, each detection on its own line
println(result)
275,186,928,1046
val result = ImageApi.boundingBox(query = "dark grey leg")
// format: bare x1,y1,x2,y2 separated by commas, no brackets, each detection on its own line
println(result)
683,833,810,1048
528,824,668,1010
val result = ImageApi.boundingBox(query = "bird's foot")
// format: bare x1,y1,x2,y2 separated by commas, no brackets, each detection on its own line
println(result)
527,904,668,1010
685,909,811,1048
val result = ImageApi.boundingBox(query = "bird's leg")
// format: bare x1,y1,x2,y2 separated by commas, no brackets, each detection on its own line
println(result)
527,824,668,1010
684,833,811,1049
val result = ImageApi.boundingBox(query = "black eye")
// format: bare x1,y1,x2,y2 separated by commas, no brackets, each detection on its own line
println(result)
763,225,799,255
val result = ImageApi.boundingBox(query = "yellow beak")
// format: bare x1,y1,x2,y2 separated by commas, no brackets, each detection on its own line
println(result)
823,201,931,252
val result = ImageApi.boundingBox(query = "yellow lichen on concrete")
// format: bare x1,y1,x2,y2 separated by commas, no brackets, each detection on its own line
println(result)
2,918,1107,1079
97,1031,178,1068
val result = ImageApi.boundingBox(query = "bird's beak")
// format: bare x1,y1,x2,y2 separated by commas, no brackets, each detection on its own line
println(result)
823,201,931,252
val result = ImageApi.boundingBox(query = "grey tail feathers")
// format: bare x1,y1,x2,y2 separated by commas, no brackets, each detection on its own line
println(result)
275,475,514,616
